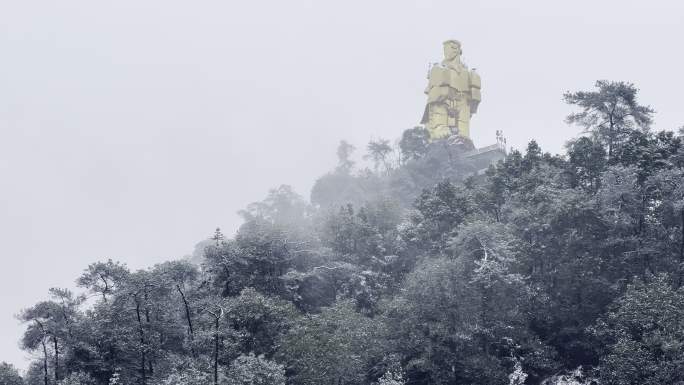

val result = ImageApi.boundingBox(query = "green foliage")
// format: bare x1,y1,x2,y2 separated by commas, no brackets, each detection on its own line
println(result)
311,169,387,208
312,129,481,209
14,81,684,385
322,199,403,266
0,362,24,385
399,126,430,161
226,354,285,385
59,371,97,385
224,288,298,356
593,275,684,385
401,180,477,253
240,185,311,229
279,300,386,385
365,138,395,175
566,137,607,192
336,140,356,173
76,259,129,302
158,356,216,385
564,80,654,161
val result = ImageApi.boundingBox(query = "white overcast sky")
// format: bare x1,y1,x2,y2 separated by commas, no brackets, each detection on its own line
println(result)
1,0,683,370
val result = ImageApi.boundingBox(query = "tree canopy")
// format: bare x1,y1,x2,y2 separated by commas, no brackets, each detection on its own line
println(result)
11,81,684,385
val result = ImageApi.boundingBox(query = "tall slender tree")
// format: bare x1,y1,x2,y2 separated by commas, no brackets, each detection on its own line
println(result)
564,80,654,162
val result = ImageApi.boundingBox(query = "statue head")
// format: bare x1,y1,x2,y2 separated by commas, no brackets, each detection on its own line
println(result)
443,40,462,61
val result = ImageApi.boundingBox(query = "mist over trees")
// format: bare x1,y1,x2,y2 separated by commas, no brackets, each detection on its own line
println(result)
9,80,684,385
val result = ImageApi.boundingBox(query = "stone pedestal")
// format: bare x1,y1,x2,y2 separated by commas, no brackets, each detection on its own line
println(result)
461,143,507,174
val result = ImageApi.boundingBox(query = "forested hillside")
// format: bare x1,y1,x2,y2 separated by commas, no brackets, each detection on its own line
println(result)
4,81,684,385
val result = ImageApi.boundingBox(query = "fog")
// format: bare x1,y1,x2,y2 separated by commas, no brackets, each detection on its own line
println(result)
1,0,682,370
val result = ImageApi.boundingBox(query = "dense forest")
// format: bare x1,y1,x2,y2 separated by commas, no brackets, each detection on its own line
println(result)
3,81,684,385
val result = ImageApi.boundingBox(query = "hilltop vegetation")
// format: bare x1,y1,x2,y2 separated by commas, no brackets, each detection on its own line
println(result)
6,81,684,385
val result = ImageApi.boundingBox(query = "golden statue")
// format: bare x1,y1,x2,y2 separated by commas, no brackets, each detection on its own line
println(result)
420,40,481,140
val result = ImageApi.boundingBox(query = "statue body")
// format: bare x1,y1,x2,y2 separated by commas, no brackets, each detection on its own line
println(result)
421,40,481,140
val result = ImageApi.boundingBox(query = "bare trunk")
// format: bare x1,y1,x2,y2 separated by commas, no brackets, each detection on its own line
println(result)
679,209,684,287
53,336,59,382
214,317,219,385
135,302,146,385
99,274,110,303
638,195,649,279
144,289,154,376
607,109,615,162
177,285,196,357
608,128,613,161
41,339,49,385
480,282,491,355
223,267,231,296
